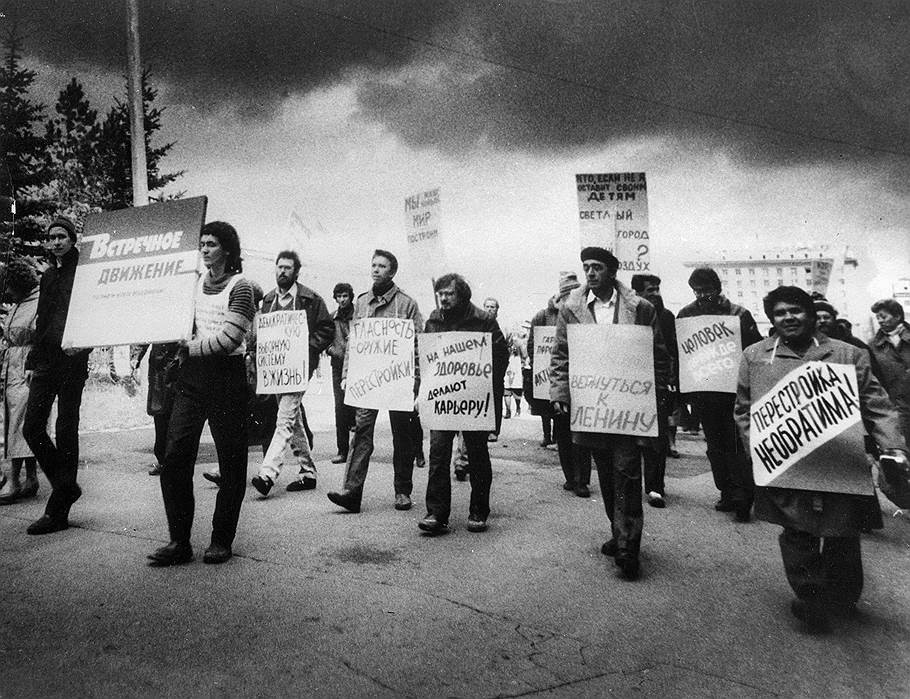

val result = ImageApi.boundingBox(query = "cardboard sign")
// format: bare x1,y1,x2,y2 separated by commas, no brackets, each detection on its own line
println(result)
575,172,649,273
404,188,445,278
344,318,415,411
418,332,495,431
567,324,658,437
750,362,869,494
532,326,557,401
676,315,742,393
63,197,206,348
809,259,833,296
255,310,309,394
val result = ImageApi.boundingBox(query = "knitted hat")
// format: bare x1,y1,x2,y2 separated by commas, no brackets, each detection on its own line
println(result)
580,246,618,270
813,299,838,317
47,216,78,243
558,271,580,296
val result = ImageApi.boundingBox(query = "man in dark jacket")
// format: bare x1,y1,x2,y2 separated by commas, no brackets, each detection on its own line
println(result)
869,298,910,450
22,217,92,535
677,267,763,521
418,273,508,534
550,248,670,580
328,282,356,463
247,250,334,496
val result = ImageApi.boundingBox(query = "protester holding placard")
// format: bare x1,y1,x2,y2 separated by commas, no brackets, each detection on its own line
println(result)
550,247,670,580
734,286,908,629
246,250,333,497
677,267,763,522
417,274,507,535
22,218,92,535
527,272,593,497
149,222,256,566
327,249,423,513
631,273,678,508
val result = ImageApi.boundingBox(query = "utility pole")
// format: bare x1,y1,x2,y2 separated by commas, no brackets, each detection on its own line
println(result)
126,0,148,206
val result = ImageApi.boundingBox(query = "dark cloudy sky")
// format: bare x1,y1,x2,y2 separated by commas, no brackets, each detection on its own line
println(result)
4,0,909,325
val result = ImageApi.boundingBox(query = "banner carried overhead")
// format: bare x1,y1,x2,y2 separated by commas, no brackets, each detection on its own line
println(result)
418,331,495,431
749,361,868,494
63,196,206,348
255,310,309,395
344,318,416,411
567,324,658,437
575,172,649,273
404,188,445,278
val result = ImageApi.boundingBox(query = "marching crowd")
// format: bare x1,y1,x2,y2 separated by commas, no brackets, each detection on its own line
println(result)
1,216,909,631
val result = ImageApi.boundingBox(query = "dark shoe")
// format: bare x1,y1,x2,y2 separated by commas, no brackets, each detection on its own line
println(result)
563,481,576,491
454,468,468,482
790,598,829,631
287,476,317,491
647,491,666,508
0,486,23,505
418,513,449,534
147,541,193,567
19,478,39,498
327,490,361,513
714,498,735,512
466,517,488,533
394,493,412,511
601,538,617,557
330,453,348,464
539,439,554,448
574,484,590,498
415,453,427,469
202,470,222,486
668,449,681,459
148,463,163,476
251,475,274,497
26,514,69,535
616,556,640,580
203,542,232,564
734,503,752,522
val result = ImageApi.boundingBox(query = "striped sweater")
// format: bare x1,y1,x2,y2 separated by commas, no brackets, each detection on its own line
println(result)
187,272,256,357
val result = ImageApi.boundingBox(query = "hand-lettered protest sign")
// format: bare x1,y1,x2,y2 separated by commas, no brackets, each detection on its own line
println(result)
532,326,557,401
809,259,833,296
63,196,206,348
575,172,649,273
750,361,868,494
256,310,309,394
345,318,415,411
404,188,445,278
419,331,495,431
567,324,658,437
676,315,742,393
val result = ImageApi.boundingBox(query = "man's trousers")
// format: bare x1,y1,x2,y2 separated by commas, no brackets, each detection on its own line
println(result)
341,407,415,501
425,430,492,523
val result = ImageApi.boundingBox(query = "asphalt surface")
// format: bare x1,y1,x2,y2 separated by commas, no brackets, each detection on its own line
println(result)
1,395,909,698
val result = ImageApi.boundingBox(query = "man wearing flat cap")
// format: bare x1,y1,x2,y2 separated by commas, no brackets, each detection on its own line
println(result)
22,217,92,535
549,247,670,580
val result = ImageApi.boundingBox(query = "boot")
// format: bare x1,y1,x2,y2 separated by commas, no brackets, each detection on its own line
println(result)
20,458,39,498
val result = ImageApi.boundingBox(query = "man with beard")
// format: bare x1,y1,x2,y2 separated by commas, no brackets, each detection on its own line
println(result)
418,274,508,534
248,250,334,496
631,274,678,508
327,249,423,512
735,286,907,629
677,267,763,522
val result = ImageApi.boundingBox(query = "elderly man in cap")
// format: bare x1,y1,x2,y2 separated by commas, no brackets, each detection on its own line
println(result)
22,217,93,535
550,247,670,580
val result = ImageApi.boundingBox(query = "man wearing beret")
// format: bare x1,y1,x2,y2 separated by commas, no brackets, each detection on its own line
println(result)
550,247,670,580
22,217,92,535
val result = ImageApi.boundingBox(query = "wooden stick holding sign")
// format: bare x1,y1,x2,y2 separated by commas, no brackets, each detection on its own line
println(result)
750,361,868,495
255,310,309,394
567,324,658,437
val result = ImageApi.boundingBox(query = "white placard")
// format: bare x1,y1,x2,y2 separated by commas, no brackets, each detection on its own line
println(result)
419,331,495,431
344,318,415,411
256,310,309,394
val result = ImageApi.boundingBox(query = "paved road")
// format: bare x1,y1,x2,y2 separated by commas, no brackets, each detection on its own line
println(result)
1,397,909,697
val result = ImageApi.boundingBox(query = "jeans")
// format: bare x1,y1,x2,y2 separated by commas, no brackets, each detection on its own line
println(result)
23,354,89,518
591,435,643,560
426,430,492,523
259,392,315,482
341,407,415,499
332,360,355,457
779,528,863,607
160,356,248,547
691,394,753,505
